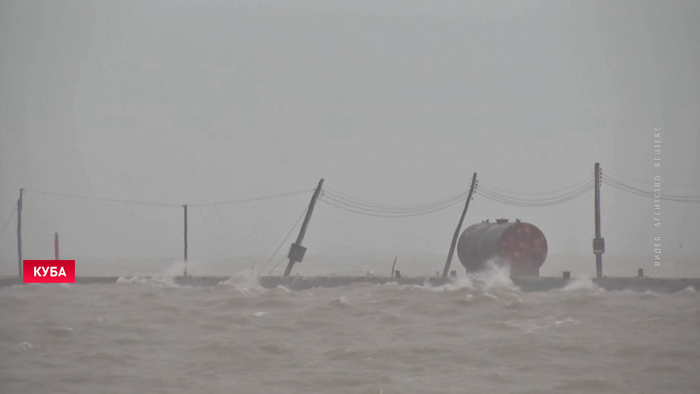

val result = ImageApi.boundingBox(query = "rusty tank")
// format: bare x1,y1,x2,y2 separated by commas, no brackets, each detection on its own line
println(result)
456,219,547,276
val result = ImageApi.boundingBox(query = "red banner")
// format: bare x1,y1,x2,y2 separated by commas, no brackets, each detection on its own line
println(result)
23,260,76,283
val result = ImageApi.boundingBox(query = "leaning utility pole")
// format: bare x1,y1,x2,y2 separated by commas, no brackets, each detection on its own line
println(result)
283,178,324,277
593,163,605,278
442,173,478,277
17,188,23,278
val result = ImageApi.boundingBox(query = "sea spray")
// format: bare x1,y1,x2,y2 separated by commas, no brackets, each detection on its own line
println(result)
561,276,603,292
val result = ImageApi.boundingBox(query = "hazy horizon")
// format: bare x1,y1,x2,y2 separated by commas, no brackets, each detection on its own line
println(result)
1,0,699,278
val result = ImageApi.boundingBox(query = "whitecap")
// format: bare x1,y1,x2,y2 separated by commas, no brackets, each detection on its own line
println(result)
12,342,33,352
555,317,579,326
561,276,603,292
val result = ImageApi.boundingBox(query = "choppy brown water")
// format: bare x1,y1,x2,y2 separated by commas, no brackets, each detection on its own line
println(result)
1,271,699,394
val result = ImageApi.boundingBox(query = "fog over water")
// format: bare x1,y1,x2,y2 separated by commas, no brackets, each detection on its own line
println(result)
1,0,699,278
1,2,700,392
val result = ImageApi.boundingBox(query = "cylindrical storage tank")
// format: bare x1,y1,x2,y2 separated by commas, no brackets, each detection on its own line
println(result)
456,219,547,276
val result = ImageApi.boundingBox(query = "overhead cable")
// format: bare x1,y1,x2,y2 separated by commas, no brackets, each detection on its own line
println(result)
476,181,594,205
604,176,700,200
194,189,315,207
24,189,181,208
323,186,471,210
604,170,700,188
602,177,700,203
321,190,470,214
478,176,593,196
318,194,470,217
257,206,308,276
23,188,314,208
0,205,17,238
475,183,594,207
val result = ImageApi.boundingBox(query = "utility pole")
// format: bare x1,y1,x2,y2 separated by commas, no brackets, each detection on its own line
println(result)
17,188,23,278
593,163,605,278
54,232,59,260
183,204,188,277
443,173,478,277
283,178,324,277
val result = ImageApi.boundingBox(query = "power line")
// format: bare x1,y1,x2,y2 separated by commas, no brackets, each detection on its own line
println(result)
321,190,471,214
602,179,654,199
197,206,208,225
478,176,593,196
604,176,700,200
322,190,470,212
323,175,594,213
23,188,314,209
602,177,655,196
324,183,589,215
24,189,181,208
257,206,308,276
193,189,315,207
323,186,471,210
477,181,594,204
477,181,593,207
602,177,700,203
475,188,593,207
475,183,594,207
0,205,16,238
604,170,700,188
214,205,224,222
318,194,470,217
266,254,289,276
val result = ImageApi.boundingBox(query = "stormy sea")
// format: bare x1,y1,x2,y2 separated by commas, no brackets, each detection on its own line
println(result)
1,268,699,394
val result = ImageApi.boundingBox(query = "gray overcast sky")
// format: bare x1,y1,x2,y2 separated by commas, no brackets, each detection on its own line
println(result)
1,0,699,277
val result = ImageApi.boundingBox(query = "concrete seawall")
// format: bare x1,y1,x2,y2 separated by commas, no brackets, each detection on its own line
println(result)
259,276,700,293
1,276,699,293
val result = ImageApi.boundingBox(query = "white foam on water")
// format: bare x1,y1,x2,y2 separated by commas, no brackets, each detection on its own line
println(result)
555,317,579,326
11,342,33,352
561,276,603,292
435,259,516,292
672,286,698,298
479,260,516,290
115,276,177,288
163,260,202,277
116,276,148,284
216,273,265,294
